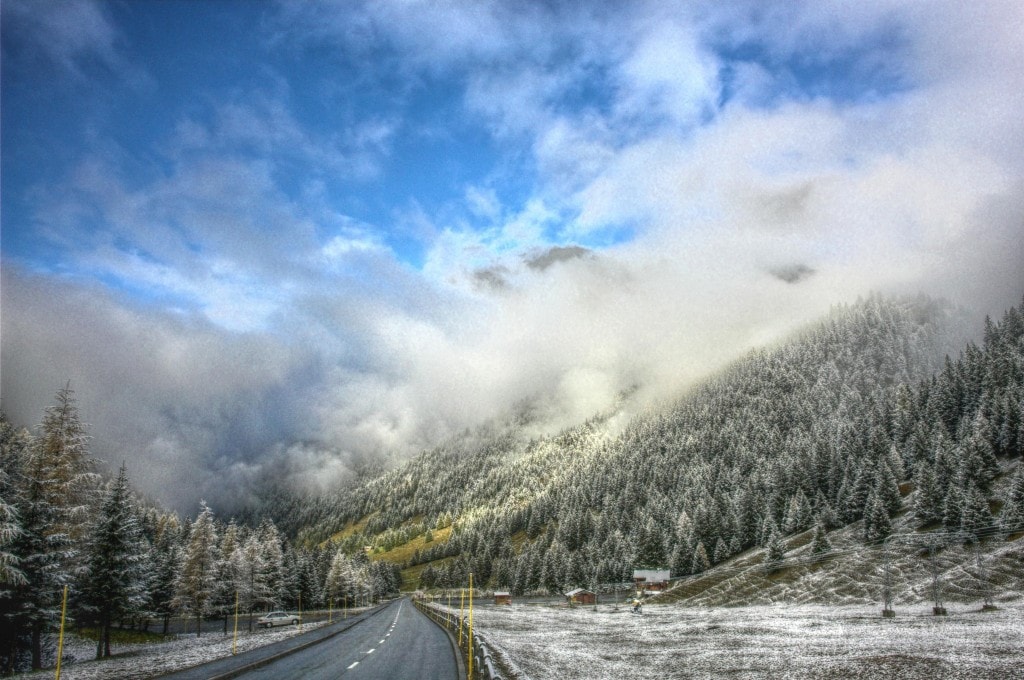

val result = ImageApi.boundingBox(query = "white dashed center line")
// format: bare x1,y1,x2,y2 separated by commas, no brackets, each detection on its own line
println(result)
367,648,375,654
347,662,359,669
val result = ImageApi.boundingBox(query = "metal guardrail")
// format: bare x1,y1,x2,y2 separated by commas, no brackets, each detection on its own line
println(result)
413,600,505,680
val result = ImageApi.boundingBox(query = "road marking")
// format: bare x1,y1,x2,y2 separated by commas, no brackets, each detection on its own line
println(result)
379,639,385,644
367,648,375,654
348,662,359,669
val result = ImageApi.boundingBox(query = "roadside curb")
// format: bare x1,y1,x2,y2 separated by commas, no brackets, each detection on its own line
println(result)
155,603,389,680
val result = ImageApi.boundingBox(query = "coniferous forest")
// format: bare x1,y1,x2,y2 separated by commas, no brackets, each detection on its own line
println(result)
2,294,1023,674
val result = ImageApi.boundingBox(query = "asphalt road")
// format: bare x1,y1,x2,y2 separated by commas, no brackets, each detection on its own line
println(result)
237,598,459,680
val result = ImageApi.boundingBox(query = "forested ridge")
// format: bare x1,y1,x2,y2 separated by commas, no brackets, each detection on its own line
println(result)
2,293,1023,674
293,294,1023,593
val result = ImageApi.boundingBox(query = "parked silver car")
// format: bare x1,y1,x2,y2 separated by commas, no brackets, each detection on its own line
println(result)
257,611,300,628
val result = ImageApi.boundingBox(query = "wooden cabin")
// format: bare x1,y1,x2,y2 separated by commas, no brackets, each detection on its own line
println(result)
494,591,513,606
633,569,670,593
565,588,597,605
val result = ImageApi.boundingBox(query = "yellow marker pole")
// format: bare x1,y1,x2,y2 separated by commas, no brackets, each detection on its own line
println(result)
458,588,465,645
55,585,68,680
467,573,474,679
232,591,239,655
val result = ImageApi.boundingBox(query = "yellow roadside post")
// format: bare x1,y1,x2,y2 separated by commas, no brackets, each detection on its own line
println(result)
468,572,474,679
55,585,68,680
458,588,465,645
232,591,239,655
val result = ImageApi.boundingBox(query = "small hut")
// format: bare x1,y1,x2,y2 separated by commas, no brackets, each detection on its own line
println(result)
633,569,670,593
494,591,513,606
565,588,597,605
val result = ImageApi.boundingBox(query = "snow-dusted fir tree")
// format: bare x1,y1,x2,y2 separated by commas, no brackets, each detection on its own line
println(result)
212,520,241,633
324,549,354,607
0,416,30,674
148,515,180,635
782,489,812,534
1000,466,1024,536
690,541,710,574
764,523,786,568
233,531,272,630
863,491,892,543
31,384,99,544
0,421,27,589
912,464,943,527
258,519,287,607
174,502,219,637
78,464,149,659
7,385,99,670
809,522,832,554
958,483,993,540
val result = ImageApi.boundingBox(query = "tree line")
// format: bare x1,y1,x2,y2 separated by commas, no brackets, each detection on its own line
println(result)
0,388,400,674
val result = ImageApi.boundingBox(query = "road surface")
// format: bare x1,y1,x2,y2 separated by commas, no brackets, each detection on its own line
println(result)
237,598,459,680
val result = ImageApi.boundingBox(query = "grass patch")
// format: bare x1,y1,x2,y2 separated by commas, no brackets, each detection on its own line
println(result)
370,525,453,565
510,529,531,552
399,557,457,591
76,627,173,645
320,513,376,547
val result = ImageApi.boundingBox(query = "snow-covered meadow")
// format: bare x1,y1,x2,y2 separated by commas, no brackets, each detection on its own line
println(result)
466,602,1024,679
12,620,330,680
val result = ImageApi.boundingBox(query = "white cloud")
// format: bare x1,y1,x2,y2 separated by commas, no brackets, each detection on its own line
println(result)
4,0,1023,513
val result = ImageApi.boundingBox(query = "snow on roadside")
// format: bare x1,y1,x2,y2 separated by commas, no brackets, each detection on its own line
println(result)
13,621,329,680
463,602,1024,679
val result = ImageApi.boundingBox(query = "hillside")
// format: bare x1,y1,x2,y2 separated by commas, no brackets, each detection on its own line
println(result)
287,293,1024,599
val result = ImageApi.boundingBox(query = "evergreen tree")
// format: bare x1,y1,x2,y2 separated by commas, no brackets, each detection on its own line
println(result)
958,483,993,540
213,521,241,633
690,542,710,574
258,520,287,608
7,385,99,669
764,525,785,567
712,537,729,564
999,466,1024,536
912,464,943,527
942,486,963,532
77,464,149,659
809,522,832,554
234,531,271,631
324,549,354,607
782,489,812,534
148,519,180,635
174,502,219,637
863,492,892,543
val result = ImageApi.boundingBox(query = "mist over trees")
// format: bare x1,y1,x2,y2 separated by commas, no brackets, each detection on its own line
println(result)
288,294,1022,595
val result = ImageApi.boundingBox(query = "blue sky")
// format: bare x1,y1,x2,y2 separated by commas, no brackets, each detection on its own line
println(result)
3,0,1023,511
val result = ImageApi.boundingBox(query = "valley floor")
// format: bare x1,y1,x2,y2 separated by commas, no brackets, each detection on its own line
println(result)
466,602,1024,679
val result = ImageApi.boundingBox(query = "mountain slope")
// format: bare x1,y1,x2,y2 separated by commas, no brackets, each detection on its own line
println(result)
288,294,1023,600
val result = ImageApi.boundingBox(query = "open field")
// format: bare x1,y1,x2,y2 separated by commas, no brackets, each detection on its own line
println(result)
465,602,1024,679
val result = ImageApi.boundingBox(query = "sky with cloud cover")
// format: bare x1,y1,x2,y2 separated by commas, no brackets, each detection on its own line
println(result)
2,0,1023,513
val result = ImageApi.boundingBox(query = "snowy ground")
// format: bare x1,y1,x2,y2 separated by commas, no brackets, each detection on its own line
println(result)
462,602,1024,679
12,619,334,680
